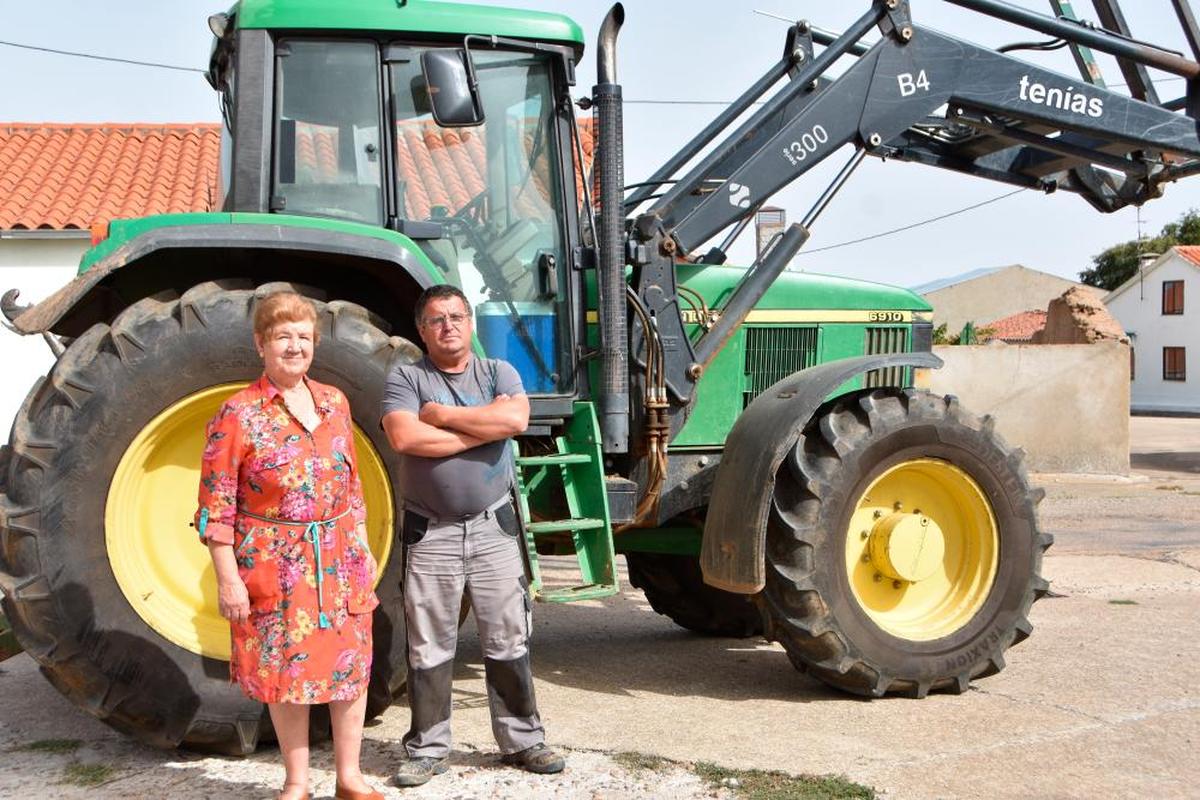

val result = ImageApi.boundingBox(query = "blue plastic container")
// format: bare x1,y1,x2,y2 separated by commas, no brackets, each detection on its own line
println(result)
475,301,558,394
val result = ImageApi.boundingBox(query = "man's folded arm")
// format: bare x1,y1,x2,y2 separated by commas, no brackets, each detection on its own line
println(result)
382,410,485,457
421,394,530,442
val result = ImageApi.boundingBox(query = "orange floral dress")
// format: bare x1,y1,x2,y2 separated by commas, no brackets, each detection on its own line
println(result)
194,374,379,704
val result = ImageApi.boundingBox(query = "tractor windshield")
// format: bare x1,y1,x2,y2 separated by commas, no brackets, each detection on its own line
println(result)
390,48,572,395
271,41,573,394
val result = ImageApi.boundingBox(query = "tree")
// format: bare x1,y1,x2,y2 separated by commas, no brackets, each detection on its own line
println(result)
1080,208,1200,290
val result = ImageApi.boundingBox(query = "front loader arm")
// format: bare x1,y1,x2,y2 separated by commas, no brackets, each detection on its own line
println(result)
650,7,1200,257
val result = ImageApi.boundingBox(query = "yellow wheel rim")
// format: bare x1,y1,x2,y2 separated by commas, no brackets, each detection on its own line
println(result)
844,458,998,642
105,383,394,661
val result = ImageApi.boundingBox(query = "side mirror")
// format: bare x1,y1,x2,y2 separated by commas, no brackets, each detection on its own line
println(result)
421,49,484,127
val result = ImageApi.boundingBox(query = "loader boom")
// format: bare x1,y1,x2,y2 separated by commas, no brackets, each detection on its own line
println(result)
642,0,1200,254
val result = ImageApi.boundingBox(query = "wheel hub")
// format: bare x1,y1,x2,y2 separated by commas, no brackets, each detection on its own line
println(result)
868,510,945,583
844,458,999,642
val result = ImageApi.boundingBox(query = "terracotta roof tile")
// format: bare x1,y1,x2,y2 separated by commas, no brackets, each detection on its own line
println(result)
0,124,221,230
3,119,596,231
1174,245,1200,267
981,309,1047,343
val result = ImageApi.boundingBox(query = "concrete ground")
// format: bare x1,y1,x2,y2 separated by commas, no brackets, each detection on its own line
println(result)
1,417,1197,799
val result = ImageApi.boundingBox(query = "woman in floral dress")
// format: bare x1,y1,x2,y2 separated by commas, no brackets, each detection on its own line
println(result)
195,291,383,800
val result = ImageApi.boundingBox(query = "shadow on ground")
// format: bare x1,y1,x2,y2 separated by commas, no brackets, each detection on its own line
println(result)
449,566,853,706
1132,451,1200,473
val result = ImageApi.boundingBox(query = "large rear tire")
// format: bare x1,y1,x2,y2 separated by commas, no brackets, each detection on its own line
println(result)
626,552,763,638
0,281,418,753
760,389,1051,698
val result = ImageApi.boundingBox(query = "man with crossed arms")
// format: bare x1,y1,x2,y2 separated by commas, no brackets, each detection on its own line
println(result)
381,284,564,787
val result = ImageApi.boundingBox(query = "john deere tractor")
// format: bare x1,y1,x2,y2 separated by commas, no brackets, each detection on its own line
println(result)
5,0,1200,753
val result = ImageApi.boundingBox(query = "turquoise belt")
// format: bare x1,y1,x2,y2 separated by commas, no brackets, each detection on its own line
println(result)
237,507,352,630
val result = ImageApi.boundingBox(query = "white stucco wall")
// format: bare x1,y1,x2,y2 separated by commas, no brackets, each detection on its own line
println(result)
1104,254,1199,414
0,236,88,435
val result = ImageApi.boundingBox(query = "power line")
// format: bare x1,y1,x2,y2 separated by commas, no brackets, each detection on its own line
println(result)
796,188,1028,255
0,36,1187,100
0,36,1173,259
0,39,204,73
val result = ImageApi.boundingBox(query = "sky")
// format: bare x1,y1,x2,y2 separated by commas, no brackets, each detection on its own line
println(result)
4,0,1200,289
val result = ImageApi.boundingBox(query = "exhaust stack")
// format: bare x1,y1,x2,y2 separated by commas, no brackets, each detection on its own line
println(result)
594,3,629,453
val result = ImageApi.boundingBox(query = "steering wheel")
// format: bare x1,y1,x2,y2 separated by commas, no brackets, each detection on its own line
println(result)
440,193,518,301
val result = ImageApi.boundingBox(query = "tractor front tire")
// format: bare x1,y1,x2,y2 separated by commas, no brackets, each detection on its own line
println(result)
626,551,763,638
0,281,417,753
760,388,1051,698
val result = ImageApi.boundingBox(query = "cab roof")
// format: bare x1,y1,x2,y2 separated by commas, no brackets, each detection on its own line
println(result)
233,0,585,50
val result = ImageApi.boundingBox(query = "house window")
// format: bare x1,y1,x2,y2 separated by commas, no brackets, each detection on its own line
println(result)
1163,347,1186,381
1163,280,1184,315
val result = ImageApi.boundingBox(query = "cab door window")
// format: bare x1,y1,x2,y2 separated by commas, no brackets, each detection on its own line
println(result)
274,40,383,225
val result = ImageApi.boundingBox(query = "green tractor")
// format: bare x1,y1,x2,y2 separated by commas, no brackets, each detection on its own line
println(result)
5,0,1200,753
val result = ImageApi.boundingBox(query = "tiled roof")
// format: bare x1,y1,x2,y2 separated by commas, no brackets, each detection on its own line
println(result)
981,309,1047,342
0,124,221,231
1174,245,1200,267
1,119,595,232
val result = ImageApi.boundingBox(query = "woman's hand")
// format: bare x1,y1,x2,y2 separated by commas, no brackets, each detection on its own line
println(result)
218,578,251,624
207,540,249,623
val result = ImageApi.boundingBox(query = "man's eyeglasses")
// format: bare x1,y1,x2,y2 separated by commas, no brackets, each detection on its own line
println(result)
422,312,470,329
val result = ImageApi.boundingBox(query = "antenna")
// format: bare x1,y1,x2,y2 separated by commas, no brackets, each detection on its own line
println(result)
1137,206,1145,300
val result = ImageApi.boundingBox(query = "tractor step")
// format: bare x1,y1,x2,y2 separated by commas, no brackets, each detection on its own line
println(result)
515,453,592,466
512,401,618,604
538,583,618,603
525,517,605,534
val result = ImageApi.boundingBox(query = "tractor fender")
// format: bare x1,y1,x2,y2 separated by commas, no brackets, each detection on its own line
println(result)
700,352,943,594
9,222,441,337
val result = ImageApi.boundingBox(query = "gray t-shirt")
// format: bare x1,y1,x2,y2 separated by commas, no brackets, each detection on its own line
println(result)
382,355,525,518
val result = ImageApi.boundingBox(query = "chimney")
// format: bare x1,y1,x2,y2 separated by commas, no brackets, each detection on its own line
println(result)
755,206,787,262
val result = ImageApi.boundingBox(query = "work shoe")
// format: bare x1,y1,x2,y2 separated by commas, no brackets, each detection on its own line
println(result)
500,742,566,774
391,756,448,787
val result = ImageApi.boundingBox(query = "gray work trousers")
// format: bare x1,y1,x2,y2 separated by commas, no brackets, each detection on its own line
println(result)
401,502,544,758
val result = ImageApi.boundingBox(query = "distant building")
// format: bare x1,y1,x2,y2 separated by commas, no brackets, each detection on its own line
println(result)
912,264,1098,334
1104,246,1200,414
0,123,220,430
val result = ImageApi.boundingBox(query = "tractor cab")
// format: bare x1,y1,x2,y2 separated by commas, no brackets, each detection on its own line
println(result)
207,0,586,396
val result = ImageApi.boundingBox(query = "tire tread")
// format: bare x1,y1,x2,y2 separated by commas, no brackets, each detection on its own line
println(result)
760,388,1051,698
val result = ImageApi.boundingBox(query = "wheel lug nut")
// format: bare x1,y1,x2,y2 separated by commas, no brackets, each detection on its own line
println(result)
873,572,883,582
862,554,871,563
893,579,903,589
893,501,902,510
860,530,869,540
873,510,883,519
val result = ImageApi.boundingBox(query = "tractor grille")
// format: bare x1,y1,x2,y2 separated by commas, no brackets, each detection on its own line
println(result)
743,326,819,407
865,326,909,388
